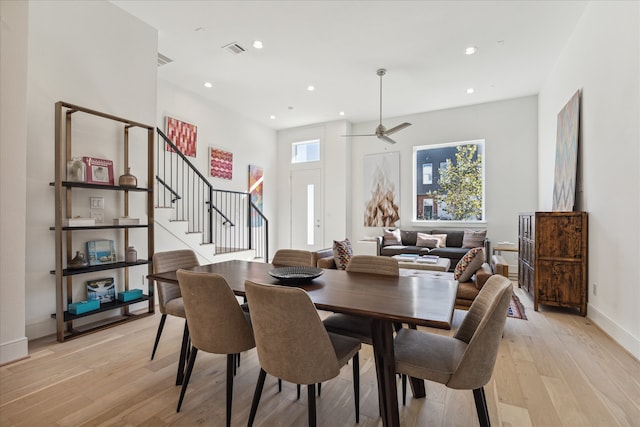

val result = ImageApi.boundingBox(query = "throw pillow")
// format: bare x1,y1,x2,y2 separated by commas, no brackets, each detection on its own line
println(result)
383,228,402,246
333,238,353,270
454,247,485,282
462,229,487,249
431,234,448,248
416,232,439,248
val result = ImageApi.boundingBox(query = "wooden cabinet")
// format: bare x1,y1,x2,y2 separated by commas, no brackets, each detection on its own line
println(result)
518,212,588,316
51,101,155,341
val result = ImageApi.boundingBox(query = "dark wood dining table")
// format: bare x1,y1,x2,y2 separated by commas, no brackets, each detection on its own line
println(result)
148,259,458,427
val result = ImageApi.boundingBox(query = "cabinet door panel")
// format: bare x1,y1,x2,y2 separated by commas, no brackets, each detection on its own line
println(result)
536,215,584,259
536,260,583,306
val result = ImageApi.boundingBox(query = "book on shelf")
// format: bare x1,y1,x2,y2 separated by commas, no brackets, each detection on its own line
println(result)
87,277,115,304
82,156,114,185
86,239,116,266
113,217,140,225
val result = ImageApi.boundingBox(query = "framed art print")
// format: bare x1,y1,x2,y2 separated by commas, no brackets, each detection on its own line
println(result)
165,116,197,157
209,147,233,180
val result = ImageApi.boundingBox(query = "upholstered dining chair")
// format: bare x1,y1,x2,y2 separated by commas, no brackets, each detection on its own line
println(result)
244,280,361,427
322,255,400,345
175,270,256,427
271,248,315,267
394,274,513,427
151,249,200,385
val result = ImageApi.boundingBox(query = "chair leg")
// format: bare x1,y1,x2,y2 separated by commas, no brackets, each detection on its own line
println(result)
176,322,190,385
176,347,198,412
307,384,317,427
150,314,167,360
297,384,301,400
226,354,234,427
248,368,267,427
473,387,491,427
402,374,407,406
352,353,360,423
278,378,282,392
317,382,321,396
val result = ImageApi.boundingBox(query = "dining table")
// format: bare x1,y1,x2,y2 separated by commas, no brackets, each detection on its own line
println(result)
148,259,458,427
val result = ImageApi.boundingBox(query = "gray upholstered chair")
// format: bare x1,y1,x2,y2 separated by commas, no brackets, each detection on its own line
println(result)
394,275,513,427
151,249,200,385
245,280,361,427
322,255,400,345
271,249,315,267
175,270,255,427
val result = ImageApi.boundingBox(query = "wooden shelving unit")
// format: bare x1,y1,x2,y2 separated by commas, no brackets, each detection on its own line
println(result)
51,101,155,341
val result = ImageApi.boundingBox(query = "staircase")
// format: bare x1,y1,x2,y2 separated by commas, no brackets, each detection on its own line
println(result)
154,128,268,263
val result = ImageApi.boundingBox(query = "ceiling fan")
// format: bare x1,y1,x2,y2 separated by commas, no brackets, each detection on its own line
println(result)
343,68,411,144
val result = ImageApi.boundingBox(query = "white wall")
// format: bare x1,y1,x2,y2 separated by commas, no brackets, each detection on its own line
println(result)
538,1,639,359
23,0,158,340
350,96,539,247
156,79,277,255
276,121,351,253
0,0,29,364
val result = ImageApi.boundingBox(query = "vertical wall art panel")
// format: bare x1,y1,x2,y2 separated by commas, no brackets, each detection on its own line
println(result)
552,90,580,211
248,164,264,226
363,151,400,227
165,116,197,157
209,147,233,180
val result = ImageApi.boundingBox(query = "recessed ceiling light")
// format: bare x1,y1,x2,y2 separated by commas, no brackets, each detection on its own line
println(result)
465,46,478,55
339,111,345,116
466,88,475,94
253,40,263,49
204,82,213,88
270,115,276,120
307,85,315,91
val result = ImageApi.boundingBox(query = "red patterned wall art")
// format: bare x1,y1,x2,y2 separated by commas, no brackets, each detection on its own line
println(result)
209,147,233,180
165,116,197,157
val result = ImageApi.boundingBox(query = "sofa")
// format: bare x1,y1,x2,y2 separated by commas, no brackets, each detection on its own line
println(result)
400,255,508,309
376,229,490,271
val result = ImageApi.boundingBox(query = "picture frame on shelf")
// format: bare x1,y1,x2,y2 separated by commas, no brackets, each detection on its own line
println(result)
82,157,114,185
87,277,116,303
86,239,116,265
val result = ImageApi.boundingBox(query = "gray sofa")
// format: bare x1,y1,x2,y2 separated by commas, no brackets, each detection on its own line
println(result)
376,229,490,271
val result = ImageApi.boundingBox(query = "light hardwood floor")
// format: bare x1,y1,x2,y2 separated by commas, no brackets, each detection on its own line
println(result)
1,286,639,426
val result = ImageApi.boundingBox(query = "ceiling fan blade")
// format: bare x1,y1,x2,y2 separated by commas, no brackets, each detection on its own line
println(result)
378,135,397,144
384,122,412,136
341,133,376,137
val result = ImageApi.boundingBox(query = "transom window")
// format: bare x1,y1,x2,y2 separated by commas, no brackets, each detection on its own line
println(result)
291,139,320,164
413,140,485,222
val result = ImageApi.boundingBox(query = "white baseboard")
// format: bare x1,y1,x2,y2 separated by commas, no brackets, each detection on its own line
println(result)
0,336,29,365
588,303,640,361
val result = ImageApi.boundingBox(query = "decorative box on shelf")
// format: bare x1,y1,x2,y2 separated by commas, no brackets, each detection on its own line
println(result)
68,299,100,315
63,217,95,227
117,289,144,302
113,217,140,225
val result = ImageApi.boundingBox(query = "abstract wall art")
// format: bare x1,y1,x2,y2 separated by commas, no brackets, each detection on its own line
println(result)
552,89,580,211
363,151,400,227
209,147,233,180
248,164,264,226
165,116,197,157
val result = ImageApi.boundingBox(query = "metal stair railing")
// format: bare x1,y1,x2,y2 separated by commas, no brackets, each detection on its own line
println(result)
155,128,268,260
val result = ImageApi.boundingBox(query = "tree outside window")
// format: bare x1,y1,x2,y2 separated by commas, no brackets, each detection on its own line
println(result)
414,140,484,221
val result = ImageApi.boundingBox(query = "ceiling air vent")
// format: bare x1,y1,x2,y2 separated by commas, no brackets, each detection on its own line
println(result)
222,42,246,55
157,53,173,67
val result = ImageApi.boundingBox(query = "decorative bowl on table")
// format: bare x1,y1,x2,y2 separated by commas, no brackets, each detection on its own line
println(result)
268,266,324,285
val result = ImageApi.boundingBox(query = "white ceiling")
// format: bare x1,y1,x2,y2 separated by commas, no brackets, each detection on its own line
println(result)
111,0,588,130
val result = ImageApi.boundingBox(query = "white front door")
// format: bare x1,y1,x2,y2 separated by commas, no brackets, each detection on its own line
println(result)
290,168,323,250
